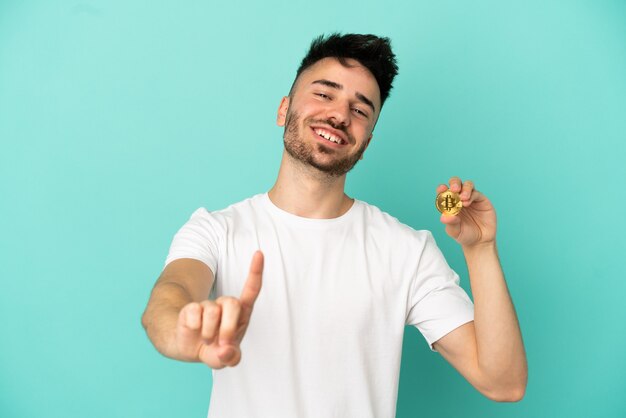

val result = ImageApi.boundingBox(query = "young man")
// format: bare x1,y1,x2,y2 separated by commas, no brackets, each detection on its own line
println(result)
141,33,528,417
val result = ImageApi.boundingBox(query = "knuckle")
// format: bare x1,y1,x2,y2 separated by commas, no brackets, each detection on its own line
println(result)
185,302,200,312
220,297,241,310
216,295,231,304
185,303,200,317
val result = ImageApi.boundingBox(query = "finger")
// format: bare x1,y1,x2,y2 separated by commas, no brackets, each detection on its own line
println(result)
180,302,202,330
460,180,474,201
175,303,203,357
215,296,243,367
440,213,461,226
198,344,226,370
240,250,264,309
436,184,448,194
217,344,242,367
200,300,221,344
468,189,484,205
440,214,461,239
449,176,462,193
216,297,242,346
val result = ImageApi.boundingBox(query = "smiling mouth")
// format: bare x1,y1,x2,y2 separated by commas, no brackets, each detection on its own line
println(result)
311,127,347,145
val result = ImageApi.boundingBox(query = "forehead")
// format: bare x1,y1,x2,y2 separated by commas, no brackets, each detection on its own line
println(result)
295,57,381,108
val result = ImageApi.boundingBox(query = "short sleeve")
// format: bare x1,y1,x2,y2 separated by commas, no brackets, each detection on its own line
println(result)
164,208,223,276
405,231,474,352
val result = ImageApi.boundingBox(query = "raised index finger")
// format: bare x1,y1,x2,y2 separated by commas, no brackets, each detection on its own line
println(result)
239,250,264,309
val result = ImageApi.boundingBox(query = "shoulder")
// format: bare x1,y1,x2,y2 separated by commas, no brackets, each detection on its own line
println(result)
357,199,434,246
181,194,266,234
191,193,265,220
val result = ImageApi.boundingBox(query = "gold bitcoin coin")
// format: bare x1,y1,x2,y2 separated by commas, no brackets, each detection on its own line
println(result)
435,189,463,216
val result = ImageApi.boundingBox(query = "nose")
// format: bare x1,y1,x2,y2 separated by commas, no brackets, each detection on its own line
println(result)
326,99,351,128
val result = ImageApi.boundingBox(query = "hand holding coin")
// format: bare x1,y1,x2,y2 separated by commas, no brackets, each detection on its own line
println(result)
436,177,498,248
435,189,463,216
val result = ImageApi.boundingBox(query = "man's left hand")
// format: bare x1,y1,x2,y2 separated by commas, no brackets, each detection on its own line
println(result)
437,176,497,248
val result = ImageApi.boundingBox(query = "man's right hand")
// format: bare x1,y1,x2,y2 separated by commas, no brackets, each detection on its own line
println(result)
173,251,264,369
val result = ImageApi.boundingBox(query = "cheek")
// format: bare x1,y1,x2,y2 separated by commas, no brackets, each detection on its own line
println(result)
356,124,373,141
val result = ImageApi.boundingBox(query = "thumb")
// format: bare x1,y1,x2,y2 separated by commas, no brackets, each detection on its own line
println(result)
440,214,461,239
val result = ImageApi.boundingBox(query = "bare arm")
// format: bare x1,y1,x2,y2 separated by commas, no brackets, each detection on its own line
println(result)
432,177,527,401
433,243,527,402
141,258,214,360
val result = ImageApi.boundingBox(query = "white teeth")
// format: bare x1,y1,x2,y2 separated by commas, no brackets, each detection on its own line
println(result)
314,129,343,144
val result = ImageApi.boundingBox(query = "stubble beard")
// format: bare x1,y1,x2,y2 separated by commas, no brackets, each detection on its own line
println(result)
282,109,368,178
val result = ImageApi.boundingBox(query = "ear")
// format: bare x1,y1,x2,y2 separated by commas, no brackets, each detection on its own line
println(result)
359,134,373,160
277,96,290,127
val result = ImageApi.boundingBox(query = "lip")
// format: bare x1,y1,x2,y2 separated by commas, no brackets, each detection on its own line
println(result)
309,125,349,146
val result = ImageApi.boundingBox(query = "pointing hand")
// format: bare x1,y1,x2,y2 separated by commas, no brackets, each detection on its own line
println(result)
174,251,264,368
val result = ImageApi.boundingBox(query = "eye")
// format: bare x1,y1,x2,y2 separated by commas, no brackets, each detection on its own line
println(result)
352,107,368,118
315,93,330,99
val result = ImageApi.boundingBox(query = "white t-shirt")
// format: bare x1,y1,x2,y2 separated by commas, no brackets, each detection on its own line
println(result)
165,193,474,418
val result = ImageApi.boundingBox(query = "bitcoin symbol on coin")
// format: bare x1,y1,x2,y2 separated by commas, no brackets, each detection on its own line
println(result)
435,189,463,216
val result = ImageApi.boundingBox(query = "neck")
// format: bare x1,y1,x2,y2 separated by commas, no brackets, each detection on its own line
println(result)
268,151,354,219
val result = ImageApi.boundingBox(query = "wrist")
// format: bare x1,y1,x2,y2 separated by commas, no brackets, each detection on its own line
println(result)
462,240,497,257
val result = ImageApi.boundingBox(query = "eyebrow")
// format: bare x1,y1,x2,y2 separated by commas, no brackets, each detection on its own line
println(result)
311,79,376,113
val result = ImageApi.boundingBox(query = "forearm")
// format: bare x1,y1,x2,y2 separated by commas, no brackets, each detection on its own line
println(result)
141,282,194,360
462,242,527,396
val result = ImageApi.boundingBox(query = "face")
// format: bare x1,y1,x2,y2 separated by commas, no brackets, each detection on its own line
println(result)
277,57,381,177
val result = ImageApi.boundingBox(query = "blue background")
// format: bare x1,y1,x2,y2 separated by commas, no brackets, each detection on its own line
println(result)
1,0,625,417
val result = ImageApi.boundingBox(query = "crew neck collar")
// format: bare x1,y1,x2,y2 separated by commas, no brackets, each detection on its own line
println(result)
259,192,360,228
